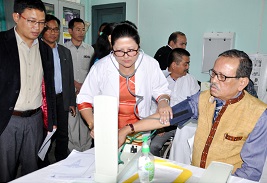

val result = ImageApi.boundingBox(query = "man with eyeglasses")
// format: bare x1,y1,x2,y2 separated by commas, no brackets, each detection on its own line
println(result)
40,14,76,165
118,49,267,181
0,0,56,182
64,18,94,152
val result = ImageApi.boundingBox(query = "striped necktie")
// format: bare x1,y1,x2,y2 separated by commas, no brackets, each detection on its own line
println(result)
213,100,223,122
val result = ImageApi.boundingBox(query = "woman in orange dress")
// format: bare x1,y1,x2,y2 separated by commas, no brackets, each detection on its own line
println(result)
77,23,172,138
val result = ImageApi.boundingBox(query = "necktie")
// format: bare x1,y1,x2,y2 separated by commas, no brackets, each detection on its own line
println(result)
213,100,223,122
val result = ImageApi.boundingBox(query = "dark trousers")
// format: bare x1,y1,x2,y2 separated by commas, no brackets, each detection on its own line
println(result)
150,126,177,156
38,94,69,168
54,93,69,161
0,110,43,182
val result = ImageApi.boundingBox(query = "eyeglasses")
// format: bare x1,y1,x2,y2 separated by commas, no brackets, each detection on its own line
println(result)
209,69,240,82
19,14,46,27
113,49,139,57
45,25,60,33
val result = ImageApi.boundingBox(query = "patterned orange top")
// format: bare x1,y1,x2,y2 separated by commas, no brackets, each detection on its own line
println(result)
118,75,139,129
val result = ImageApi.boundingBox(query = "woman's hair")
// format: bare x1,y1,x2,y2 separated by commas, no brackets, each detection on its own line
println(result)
94,23,117,59
120,20,137,30
111,23,140,48
89,23,117,70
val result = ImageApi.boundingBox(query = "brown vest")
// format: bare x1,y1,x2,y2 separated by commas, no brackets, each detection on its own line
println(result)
192,90,267,172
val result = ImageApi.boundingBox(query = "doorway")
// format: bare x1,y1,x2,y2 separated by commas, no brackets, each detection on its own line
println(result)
92,3,126,44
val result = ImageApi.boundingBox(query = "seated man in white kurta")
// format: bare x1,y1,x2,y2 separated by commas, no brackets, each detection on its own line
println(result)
150,48,200,157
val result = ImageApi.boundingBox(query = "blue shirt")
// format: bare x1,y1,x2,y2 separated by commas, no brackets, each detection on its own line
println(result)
188,91,267,181
52,44,62,94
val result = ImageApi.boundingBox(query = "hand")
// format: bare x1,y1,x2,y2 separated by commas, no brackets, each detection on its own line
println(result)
118,127,129,148
74,80,82,95
90,129,94,138
88,122,94,138
69,106,76,117
157,99,172,124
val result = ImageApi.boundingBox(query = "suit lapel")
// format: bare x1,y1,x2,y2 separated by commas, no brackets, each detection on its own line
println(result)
57,45,65,65
39,38,47,71
5,29,20,77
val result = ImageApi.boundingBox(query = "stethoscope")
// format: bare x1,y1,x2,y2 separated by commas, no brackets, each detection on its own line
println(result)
110,49,145,119
110,50,160,164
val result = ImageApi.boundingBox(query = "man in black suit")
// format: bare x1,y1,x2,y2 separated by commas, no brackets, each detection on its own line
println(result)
154,31,187,70
0,0,56,182
41,14,76,162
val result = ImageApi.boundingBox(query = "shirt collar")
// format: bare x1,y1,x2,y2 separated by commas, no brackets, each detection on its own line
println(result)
14,26,39,47
69,40,86,48
214,91,244,105
163,68,171,78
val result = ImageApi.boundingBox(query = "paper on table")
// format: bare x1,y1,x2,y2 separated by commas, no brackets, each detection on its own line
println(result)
38,128,56,161
48,148,95,181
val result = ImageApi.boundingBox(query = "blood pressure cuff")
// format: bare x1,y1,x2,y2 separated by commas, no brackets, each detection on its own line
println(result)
169,98,193,128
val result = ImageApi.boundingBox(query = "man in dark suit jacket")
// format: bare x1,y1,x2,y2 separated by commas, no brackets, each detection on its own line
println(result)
154,31,187,70
41,14,76,162
0,0,56,182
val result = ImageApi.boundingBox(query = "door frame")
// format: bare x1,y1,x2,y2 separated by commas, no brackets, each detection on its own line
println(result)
92,2,126,44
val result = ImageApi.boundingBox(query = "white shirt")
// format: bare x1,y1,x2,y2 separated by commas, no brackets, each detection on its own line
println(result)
150,71,200,114
64,40,94,83
167,73,200,107
14,27,43,111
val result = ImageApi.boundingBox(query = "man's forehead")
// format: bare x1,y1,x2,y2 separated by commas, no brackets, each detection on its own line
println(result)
181,55,190,61
74,22,84,26
22,8,45,20
47,20,58,26
214,56,239,71
177,35,186,41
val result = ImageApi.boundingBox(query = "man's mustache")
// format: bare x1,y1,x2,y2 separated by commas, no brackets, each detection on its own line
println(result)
210,83,220,90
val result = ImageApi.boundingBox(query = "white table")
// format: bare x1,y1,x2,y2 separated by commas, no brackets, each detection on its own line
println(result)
10,148,258,183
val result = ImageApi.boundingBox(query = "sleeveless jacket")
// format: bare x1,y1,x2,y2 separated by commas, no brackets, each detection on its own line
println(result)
192,90,267,172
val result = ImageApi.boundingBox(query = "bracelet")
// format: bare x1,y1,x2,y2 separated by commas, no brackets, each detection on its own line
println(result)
158,98,170,104
126,123,135,134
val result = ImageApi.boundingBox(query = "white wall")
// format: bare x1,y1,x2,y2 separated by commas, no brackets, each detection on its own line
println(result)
80,0,92,44
82,0,267,82
138,0,267,82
